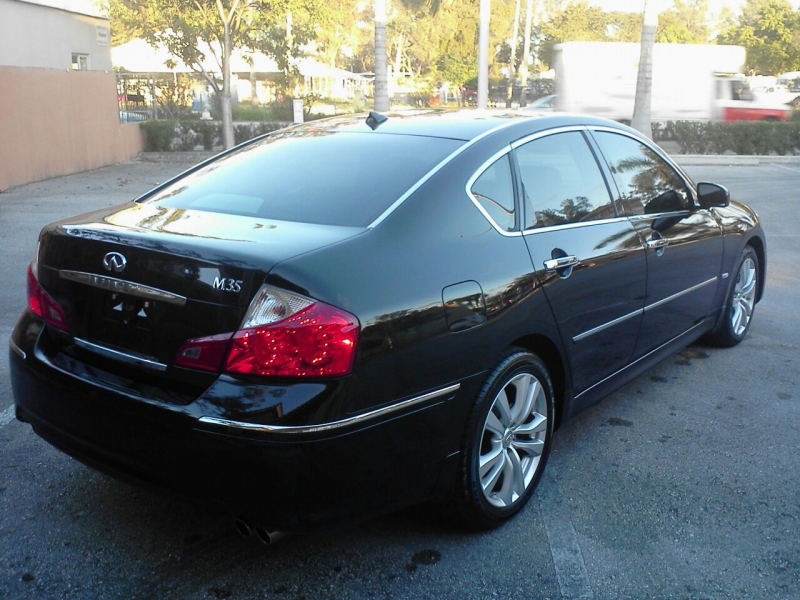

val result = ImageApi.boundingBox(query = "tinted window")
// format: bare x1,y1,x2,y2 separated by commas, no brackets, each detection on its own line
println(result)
515,132,614,229
145,132,462,228
593,132,689,216
470,155,517,232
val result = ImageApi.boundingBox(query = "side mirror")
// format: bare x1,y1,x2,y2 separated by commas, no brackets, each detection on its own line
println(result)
696,182,730,209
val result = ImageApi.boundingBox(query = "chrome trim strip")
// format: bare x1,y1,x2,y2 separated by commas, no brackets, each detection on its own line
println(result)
9,339,27,360
59,271,187,306
644,276,718,312
74,337,168,372
523,216,628,235
510,125,587,150
198,383,462,435
575,320,707,399
628,210,691,221
368,119,524,228
573,308,644,343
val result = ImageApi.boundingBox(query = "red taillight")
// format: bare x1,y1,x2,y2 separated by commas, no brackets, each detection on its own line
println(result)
224,303,358,378
175,332,234,372
27,264,68,332
174,285,359,379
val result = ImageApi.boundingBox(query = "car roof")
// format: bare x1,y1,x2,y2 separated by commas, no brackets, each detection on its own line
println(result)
286,110,629,142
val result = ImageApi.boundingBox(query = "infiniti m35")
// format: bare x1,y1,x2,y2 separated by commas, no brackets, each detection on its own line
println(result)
9,111,766,537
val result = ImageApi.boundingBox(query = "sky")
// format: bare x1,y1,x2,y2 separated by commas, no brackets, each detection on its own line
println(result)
589,0,800,14
35,0,800,21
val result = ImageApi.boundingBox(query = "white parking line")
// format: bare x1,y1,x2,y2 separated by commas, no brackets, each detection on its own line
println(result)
538,464,594,600
771,163,800,174
0,405,15,429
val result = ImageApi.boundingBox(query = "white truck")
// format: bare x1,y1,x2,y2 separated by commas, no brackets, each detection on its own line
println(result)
553,42,792,122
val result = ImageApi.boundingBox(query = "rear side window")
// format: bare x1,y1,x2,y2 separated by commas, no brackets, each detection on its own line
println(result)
515,131,615,229
470,155,517,232
144,132,462,228
593,132,690,216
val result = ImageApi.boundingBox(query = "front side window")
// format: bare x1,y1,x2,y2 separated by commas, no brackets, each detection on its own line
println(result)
515,131,615,229
470,155,517,232
593,132,690,217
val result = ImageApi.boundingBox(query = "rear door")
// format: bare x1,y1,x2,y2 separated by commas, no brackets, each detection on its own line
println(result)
513,129,647,393
590,129,723,357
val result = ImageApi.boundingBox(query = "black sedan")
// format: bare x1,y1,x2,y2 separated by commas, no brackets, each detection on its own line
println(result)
9,111,766,541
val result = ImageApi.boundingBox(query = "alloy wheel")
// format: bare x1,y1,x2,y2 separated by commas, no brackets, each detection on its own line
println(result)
479,373,548,508
731,256,757,337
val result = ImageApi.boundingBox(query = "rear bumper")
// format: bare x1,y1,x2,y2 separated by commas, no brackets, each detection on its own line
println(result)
9,314,466,532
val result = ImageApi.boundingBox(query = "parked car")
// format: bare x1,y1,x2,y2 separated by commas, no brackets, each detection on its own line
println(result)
523,94,556,111
9,112,766,541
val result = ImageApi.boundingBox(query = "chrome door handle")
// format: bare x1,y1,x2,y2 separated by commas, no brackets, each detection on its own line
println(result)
544,256,580,271
645,238,669,250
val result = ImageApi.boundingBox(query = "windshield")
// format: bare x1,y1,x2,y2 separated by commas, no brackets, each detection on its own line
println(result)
145,131,463,228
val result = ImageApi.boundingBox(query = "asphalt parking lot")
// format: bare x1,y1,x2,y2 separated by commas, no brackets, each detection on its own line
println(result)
1,156,798,600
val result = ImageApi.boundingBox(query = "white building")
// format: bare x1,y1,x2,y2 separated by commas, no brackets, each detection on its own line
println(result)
0,0,141,191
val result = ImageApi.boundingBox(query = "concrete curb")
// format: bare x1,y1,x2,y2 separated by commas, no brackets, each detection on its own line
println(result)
139,151,216,162
672,154,800,166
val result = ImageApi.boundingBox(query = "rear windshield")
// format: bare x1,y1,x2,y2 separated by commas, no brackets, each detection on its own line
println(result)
143,131,463,227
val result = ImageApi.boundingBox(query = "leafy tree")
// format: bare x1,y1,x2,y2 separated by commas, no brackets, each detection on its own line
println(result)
538,2,641,68
656,0,710,44
106,0,324,148
717,0,800,74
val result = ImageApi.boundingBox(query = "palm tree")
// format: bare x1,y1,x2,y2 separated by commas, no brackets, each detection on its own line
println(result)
477,0,491,108
631,0,659,138
374,0,390,112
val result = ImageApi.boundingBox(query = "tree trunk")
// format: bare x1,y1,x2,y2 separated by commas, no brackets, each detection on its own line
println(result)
506,0,521,108
373,0,390,112
477,0,490,109
518,0,534,106
250,63,258,107
631,0,658,139
221,23,235,149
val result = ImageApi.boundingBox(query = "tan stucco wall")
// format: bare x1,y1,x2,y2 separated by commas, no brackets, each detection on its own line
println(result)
0,67,143,191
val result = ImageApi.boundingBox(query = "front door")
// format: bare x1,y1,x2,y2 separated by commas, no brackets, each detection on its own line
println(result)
514,130,647,393
590,129,724,358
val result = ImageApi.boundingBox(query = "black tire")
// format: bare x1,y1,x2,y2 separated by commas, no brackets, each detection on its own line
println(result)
707,245,760,348
450,349,555,529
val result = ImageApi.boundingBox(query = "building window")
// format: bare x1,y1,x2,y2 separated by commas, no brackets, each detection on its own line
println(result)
71,54,89,71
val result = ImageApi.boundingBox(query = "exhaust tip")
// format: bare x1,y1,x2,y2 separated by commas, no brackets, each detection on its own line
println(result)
234,517,253,538
255,528,287,545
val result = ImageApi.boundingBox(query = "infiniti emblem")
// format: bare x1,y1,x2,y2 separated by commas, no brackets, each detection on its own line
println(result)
102,252,127,273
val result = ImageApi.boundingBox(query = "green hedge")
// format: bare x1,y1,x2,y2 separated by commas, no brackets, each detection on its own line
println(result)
141,120,289,152
654,120,800,155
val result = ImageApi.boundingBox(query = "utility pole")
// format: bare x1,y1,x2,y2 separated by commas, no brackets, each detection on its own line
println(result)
477,0,490,109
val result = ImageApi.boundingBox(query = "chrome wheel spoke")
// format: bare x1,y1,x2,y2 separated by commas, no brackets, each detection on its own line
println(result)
479,446,504,477
515,412,547,435
482,450,505,492
512,437,545,456
496,452,516,505
508,448,525,498
494,389,513,427
511,376,538,427
484,411,505,437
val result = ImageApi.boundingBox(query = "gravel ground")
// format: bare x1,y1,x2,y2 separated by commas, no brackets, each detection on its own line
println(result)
0,156,798,600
